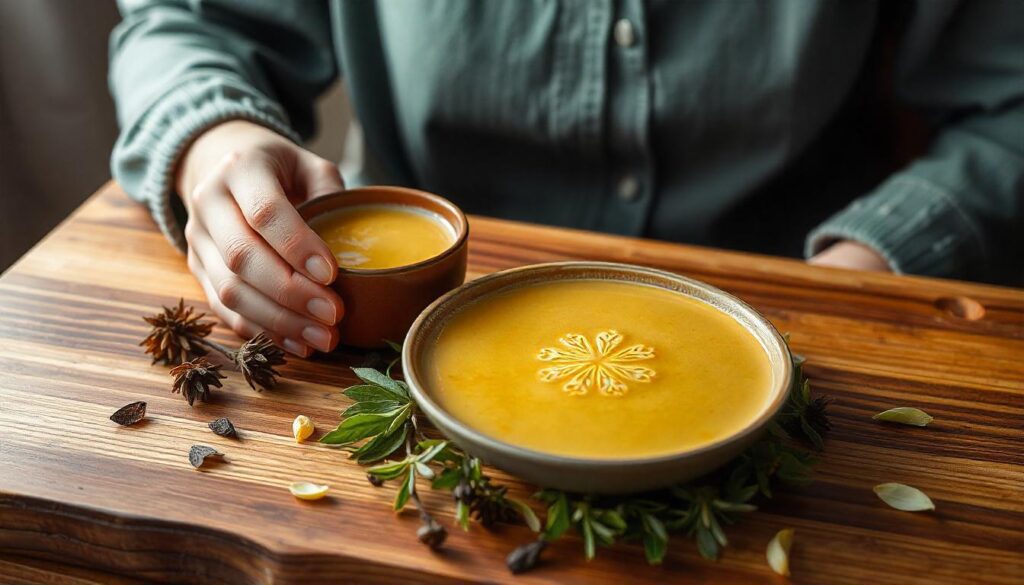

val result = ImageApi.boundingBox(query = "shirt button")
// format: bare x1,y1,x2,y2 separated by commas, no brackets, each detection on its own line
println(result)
617,174,640,202
613,19,635,48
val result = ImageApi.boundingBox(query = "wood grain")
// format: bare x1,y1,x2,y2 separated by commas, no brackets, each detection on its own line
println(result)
0,182,1021,584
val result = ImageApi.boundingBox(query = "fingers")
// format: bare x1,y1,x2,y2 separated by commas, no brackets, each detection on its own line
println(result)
188,178,345,326
295,153,345,201
223,153,338,286
187,248,313,357
188,220,339,353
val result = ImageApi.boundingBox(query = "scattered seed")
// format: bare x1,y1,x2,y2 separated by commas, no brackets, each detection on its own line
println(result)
109,401,147,426
874,483,935,512
293,415,315,443
208,417,237,438
289,482,330,500
367,473,385,487
188,445,223,468
766,528,795,576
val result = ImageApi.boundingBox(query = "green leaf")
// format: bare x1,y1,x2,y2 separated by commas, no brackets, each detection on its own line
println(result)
353,425,408,463
431,467,462,490
508,498,542,532
416,440,449,464
581,517,596,560
455,500,470,530
414,461,435,479
598,509,627,532
589,520,616,546
695,526,720,560
642,513,668,541
873,407,934,427
367,458,411,480
352,367,408,399
394,469,413,510
712,499,757,513
643,531,667,565
384,404,412,435
384,339,403,353
873,483,935,512
344,384,403,403
544,492,571,540
342,400,404,417
319,413,394,445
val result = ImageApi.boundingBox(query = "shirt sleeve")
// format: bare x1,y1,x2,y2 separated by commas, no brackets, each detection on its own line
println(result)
806,0,1024,284
108,0,337,251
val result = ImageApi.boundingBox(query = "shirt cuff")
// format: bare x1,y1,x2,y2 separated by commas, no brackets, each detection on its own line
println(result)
805,175,987,279
111,77,301,252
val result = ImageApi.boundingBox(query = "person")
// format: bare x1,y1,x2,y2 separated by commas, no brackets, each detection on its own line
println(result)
108,1,1023,356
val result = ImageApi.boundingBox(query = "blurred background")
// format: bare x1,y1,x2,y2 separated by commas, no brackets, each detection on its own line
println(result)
0,0,354,272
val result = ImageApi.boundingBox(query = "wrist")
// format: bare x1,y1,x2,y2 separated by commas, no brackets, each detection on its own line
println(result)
808,240,892,272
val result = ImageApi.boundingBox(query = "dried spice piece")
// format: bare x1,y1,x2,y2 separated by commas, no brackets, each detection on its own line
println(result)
208,417,237,438
455,477,520,528
873,407,934,427
506,537,548,574
766,528,795,576
416,515,448,549
367,473,385,487
140,299,214,365
109,401,147,426
188,445,223,468
233,332,286,390
874,483,935,512
170,358,226,406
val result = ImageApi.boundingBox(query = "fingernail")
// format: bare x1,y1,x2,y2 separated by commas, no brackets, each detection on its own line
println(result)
307,297,336,323
302,325,332,352
282,338,308,357
305,255,333,284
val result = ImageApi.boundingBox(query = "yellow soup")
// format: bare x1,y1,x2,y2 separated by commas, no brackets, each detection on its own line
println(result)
424,280,774,459
310,204,455,269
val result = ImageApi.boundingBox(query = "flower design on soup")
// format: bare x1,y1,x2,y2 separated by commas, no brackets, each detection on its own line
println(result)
537,330,656,397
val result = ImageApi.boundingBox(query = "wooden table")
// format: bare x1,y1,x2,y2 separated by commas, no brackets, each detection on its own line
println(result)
1,182,1021,584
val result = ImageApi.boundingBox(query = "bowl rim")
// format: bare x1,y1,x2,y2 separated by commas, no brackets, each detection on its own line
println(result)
297,186,469,276
402,261,794,469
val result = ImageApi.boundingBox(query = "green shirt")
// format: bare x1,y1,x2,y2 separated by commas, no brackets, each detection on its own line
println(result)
109,0,1024,284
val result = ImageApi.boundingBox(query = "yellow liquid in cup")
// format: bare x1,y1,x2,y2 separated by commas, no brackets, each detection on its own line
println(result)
424,280,774,459
310,204,455,270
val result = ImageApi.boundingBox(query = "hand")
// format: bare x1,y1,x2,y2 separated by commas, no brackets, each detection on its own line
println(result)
808,240,892,272
177,120,345,356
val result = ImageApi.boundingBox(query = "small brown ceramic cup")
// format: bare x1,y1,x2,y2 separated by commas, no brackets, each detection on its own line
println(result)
297,186,468,349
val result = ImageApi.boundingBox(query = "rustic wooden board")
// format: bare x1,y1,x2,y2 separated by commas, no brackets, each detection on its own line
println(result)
0,182,1021,584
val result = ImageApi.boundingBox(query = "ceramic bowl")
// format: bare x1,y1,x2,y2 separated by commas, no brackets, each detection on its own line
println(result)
298,187,468,349
402,261,792,494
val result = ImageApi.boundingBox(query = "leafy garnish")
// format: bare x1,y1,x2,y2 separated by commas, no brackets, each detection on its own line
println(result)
874,483,935,511
873,407,934,427
323,338,830,572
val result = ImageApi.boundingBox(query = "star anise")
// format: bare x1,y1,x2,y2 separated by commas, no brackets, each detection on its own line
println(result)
140,299,214,365
232,332,286,390
169,358,225,405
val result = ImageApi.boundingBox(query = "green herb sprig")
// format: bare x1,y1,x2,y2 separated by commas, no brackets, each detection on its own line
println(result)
322,344,829,574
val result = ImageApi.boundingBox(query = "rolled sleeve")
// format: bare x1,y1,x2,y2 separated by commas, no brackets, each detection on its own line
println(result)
806,175,987,278
111,76,300,251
